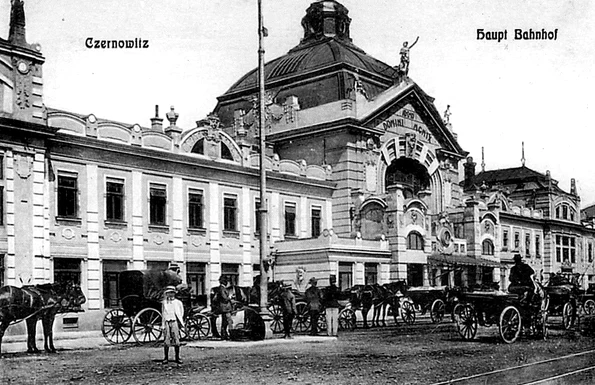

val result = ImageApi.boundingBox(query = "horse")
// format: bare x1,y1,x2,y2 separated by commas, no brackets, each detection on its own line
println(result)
344,285,375,328
0,282,86,355
371,281,408,327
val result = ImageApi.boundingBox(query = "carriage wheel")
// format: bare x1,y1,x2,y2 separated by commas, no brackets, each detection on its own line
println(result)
185,313,211,340
339,308,356,331
401,300,416,325
267,304,284,334
562,302,576,329
132,308,163,344
430,299,446,323
292,302,311,333
584,299,595,315
499,306,521,344
318,311,327,332
454,303,477,340
101,309,132,344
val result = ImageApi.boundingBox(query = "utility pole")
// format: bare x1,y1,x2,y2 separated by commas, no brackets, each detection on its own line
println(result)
257,0,273,339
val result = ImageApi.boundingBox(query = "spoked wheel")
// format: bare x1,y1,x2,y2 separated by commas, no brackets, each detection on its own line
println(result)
400,300,416,325
318,311,327,333
184,313,211,340
132,308,163,344
454,303,478,340
101,309,132,344
268,304,284,334
339,308,356,331
584,299,595,315
562,302,576,330
499,305,521,344
430,299,446,323
292,302,311,333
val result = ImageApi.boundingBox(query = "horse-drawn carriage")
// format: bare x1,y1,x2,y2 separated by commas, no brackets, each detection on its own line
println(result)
453,288,548,344
400,286,453,324
101,270,210,344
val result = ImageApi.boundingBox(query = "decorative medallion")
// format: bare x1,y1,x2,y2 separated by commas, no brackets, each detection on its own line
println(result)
14,153,32,179
110,232,122,243
153,234,164,245
62,228,75,240
191,236,202,247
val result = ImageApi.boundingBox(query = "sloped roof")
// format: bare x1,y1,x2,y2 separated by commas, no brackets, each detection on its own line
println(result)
470,165,565,194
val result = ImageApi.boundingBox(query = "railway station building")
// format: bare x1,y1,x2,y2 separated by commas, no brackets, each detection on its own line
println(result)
1,0,594,332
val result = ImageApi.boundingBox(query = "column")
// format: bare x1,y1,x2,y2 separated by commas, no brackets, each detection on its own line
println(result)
209,182,221,289
86,164,100,310
172,177,184,269
131,171,145,270
241,186,253,286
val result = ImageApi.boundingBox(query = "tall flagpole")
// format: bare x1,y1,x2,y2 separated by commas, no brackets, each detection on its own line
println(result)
257,0,272,339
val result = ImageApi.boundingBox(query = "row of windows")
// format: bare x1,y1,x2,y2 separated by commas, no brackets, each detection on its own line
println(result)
555,203,576,222
502,229,542,257
56,174,323,237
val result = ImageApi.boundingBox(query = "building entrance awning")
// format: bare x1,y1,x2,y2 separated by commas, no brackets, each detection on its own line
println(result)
427,254,502,268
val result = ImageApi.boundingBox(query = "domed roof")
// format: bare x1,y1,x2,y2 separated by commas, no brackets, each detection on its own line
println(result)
217,1,398,102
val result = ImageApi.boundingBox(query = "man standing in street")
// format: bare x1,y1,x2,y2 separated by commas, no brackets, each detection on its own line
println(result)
211,276,233,340
305,277,322,336
324,275,340,337
280,283,297,339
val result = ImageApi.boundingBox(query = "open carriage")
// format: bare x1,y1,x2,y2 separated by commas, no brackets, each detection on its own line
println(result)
400,286,452,325
101,270,210,344
453,289,548,344
543,273,581,330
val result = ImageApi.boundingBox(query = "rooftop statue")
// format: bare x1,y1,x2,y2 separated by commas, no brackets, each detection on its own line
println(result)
397,36,419,78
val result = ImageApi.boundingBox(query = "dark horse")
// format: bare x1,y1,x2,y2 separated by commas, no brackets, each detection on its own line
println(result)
0,282,86,355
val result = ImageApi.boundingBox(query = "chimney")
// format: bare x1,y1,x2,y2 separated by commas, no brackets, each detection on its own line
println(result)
150,105,163,131
571,178,577,196
464,156,476,191
9,0,27,47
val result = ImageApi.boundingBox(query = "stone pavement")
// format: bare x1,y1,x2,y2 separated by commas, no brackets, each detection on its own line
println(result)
1,331,335,355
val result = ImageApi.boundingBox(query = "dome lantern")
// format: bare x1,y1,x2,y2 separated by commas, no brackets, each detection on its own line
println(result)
300,0,352,44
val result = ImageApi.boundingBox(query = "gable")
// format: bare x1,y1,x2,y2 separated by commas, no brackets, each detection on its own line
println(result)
363,84,466,157
375,103,437,146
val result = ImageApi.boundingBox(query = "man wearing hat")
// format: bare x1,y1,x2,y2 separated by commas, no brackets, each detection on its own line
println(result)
280,283,297,338
305,277,322,336
324,275,340,337
211,275,233,340
508,254,537,303
161,286,184,364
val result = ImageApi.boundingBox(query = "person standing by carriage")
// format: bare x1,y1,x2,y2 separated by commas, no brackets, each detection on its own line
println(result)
305,277,322,336
280,283,297,339
324,275,340,337
212,275,233,340
161,285,184,364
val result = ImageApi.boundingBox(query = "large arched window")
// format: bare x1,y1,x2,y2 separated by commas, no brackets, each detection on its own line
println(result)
385,157,430,194
191,139,204,154
482,239,495,255
407,232,424,250
221,143,234,160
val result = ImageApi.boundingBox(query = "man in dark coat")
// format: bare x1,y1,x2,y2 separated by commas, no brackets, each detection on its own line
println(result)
305,277,322,336
324,275,340,336
509,254,536,302
211,275,233,339
280,283,297,338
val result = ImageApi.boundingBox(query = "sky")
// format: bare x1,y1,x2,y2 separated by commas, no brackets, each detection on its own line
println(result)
2,0,594,205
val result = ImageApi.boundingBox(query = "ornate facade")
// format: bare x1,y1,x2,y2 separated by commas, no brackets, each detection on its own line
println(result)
1,0,594,334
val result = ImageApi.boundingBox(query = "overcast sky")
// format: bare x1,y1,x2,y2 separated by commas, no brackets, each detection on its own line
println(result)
2,0,594,206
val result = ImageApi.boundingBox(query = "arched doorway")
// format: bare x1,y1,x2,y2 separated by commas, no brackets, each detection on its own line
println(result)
385,157,430,198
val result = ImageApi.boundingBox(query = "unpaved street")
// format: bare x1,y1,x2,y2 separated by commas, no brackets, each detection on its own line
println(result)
2,319,595,385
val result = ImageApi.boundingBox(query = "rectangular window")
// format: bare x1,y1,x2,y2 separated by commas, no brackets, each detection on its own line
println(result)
102,260,127,308
149,184,167,225
555,235,577,264
255,199,261,233
187,262,206,305
364,263,378,285
338,262,353,291
188,190,204,228
0,187,3,226
0,254,4,288
57,174,78,218
514,232,520,250
589,243,593,263
535,235,541,258
146,261,169,271
525,233,531,256
502,229,509,250
311,207,321,238
223,196,237,231
0,154,3,179
284,202,296,237
106,178,125,222
221,263,239,287
54,258,81,285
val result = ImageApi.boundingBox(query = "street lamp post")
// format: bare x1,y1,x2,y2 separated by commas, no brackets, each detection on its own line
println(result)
257,0,273,339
